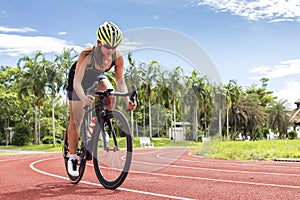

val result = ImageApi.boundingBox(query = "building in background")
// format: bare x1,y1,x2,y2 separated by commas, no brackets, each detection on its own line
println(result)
288,99,300,138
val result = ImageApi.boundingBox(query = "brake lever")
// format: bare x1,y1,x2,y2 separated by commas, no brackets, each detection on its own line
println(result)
129,85,139,109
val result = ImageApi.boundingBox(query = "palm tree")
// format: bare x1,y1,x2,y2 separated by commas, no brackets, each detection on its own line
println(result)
184,71,210,141
45,61,64,147
155,68,172,137
223,80,243,139
267,100,290,139
168,66,184,141
237,93,268,140
210,85,227,138
197,76,211,137
54,48,78,122
0,66,23,145
125,53,143,137
131,62,148,137
143,60,159,138
245,82,276,108
17,51,48,144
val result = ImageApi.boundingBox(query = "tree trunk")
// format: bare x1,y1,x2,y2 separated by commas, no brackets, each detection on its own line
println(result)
226,107,229,140
193,107,198,142
157,112,160,137
5,119,9,146
173,97,176,142
135,118,139,137
52,93,56,148
219,109,222,136
143,107,145,137
38,106,41,144
149,97,152,139
34,104,38,144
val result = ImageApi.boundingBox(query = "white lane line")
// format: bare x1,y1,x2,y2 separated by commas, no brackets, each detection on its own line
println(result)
95,157,300,189
133,150,157,155
155,151,300,169
0,158,21,162
128,169,300,190
29,157,195,200
0,157,29,162
30,156,300,196
131,158,300,177
130,150,300,177
29,157,69,181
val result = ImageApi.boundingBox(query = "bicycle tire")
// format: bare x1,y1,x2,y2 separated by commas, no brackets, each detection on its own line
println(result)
92,110,133,189
63,123,87,184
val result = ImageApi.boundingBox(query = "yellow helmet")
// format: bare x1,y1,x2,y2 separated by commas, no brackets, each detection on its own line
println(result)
97,21,123,47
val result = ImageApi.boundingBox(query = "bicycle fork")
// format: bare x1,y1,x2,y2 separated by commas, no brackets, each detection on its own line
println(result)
100,114,119,152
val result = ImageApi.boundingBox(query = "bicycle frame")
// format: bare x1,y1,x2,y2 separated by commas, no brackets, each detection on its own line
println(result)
84,83,138,153
82,105,96,156
64,79,138,188
94,96,115,151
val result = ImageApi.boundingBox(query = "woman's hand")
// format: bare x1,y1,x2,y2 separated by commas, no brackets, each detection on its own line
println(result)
84,95,95,106
128,100,137,111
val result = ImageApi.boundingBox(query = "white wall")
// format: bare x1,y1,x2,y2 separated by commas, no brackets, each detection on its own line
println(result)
296,126,300,138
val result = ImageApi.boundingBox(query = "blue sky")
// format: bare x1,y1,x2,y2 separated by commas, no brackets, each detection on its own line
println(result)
1,0,300,108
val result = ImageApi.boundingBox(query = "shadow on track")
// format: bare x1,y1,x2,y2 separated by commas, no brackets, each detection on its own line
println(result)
2,181,120,199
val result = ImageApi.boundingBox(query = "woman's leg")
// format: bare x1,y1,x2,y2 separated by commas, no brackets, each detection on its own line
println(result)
97,79,116,110
67,100,85,154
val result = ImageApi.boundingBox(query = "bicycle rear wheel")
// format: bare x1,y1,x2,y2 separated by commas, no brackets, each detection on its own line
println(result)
92,110,133,189
63,124,87,184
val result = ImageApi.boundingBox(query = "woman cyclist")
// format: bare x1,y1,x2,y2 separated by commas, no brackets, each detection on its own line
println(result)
67,21,136,176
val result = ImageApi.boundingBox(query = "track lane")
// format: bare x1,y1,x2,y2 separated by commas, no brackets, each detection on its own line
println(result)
0,148,299,200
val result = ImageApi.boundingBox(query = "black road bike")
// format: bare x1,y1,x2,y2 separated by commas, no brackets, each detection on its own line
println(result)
63,80,138,189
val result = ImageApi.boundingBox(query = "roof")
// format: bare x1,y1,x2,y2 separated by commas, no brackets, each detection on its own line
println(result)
295,99,300,104
289,109,300,123
289,98,300,123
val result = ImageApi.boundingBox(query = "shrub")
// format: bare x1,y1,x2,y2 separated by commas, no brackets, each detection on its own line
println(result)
42,136,62,144
288,130,297,140
12,122,33,146
42,136,52,144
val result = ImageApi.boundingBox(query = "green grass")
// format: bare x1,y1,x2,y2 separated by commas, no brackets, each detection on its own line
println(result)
0,137,198,154
0,152,15,155
1,138,300,161
195,139,300,161
0,137,196,154
132,137,199,148
109,137,199,149
0,143,63,154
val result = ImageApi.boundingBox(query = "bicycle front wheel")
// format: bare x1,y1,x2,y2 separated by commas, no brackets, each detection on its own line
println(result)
92,110,133,189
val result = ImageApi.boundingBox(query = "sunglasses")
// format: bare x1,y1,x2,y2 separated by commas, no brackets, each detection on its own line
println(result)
102,44,117,50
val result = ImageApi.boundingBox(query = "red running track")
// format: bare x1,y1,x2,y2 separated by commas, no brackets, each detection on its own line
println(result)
0,148,300,200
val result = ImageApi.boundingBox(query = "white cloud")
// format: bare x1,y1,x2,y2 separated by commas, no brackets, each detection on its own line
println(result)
118,38,143,52
273,80,300,109
0,10,8,18
0,33,83,57
153,15,160,20
0,26,36,33
192,0,300,22
57,31,67,36
249,59,300,79
249,59,300,109
0,26,83,58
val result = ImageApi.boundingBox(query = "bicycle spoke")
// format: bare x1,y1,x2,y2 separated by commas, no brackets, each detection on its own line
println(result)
93,110,132,189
